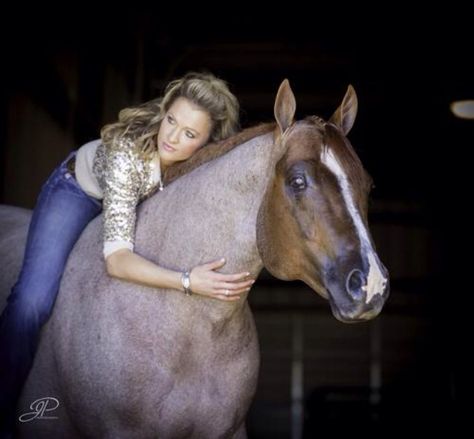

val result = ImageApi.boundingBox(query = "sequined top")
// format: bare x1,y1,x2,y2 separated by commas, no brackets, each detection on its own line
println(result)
88,137,163,255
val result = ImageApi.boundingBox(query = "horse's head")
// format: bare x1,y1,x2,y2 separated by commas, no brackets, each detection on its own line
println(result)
257,80,389,322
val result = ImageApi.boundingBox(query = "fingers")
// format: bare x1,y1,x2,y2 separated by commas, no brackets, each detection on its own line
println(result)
203,259,253,279
213,282,254,301
206,259,253,283
204,258,227,270
215,293,242,302
214,272,252,282
216,279,254,291
193,258,256,302
215,287,248,301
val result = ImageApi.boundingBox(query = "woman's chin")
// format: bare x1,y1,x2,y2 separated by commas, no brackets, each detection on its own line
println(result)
158,148,176,161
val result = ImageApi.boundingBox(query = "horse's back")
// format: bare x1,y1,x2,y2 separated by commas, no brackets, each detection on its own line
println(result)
0,205,31,310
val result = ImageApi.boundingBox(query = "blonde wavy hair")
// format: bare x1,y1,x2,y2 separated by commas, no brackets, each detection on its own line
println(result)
100,72,240,159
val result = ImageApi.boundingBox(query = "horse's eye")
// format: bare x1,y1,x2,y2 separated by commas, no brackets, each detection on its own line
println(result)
289,175,307,191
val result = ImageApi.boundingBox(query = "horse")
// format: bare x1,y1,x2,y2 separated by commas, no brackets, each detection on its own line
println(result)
0,79,389,438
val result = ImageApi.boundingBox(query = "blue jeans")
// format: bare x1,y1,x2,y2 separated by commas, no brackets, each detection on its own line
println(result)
0,152,102,431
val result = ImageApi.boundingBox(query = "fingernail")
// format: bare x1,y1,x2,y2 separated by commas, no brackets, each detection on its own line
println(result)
246,272,251,276
221,258,226,262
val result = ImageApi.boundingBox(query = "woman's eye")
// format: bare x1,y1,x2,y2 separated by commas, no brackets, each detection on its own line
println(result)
167,115,175,124
185,131,195,139
289,175,307,191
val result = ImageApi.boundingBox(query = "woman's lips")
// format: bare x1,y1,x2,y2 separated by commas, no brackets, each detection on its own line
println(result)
162,142,176,152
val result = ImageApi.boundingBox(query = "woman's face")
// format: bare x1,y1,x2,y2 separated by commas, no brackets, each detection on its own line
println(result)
157,97,212,169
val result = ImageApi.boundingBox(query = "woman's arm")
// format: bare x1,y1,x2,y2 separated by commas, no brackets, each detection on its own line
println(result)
106,250,254,301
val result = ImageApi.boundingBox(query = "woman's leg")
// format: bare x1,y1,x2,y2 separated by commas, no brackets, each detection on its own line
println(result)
0,154,102,431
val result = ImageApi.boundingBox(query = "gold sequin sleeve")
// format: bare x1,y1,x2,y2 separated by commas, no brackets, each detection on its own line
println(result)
102,143,141,250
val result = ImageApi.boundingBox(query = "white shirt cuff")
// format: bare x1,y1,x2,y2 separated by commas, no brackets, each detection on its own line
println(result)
103,240,134,259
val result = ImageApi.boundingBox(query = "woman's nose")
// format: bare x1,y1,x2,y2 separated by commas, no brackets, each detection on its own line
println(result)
168,127,179,144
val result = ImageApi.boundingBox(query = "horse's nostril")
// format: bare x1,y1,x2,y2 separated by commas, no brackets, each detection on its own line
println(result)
346,269,365,300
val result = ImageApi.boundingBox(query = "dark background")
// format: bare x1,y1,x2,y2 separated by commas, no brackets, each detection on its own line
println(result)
1,6,472,437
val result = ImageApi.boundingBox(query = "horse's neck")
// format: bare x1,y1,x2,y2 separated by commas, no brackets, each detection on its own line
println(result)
135,132,276,315
193,131,277,212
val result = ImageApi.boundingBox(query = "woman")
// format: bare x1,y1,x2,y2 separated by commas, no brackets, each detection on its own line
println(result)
0,72,255,433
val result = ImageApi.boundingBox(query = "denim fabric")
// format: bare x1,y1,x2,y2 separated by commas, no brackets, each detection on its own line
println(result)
0,152,102,432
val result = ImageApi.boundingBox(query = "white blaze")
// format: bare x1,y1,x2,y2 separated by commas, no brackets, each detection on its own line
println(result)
321,148,387,303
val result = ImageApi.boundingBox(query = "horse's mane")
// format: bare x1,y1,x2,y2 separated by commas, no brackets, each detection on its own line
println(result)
163,122,275,185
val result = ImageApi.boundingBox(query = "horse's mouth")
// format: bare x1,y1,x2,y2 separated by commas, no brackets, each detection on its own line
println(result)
328,291,387,323
332,307,382,323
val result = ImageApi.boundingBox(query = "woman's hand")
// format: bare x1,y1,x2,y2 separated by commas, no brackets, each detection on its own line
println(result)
189,258,255,301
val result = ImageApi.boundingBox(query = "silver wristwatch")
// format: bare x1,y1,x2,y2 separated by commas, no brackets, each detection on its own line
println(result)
181,271,192,296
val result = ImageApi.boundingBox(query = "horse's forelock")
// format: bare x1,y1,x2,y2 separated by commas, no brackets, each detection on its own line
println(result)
304,115,326,127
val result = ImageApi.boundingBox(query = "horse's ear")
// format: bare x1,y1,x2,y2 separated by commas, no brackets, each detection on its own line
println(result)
274,79,296,134
330,85,358,135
